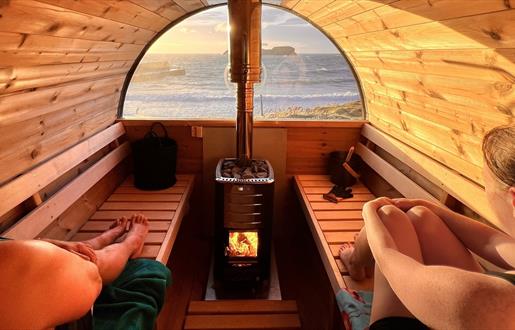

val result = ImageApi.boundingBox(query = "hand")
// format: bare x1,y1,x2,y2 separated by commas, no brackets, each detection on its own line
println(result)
365,197,395,210
363,197,394,218
42,239,97,263
391,198,427,211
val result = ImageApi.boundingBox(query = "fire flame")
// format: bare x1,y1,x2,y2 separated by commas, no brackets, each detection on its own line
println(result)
226,231,258,257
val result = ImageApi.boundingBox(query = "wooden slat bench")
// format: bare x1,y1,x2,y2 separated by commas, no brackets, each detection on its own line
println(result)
1,122,194,265
71,174,194,263
294,175,375,293
294,123,498,296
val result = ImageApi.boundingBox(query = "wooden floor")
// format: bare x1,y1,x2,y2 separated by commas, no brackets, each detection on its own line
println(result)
184,300,301,330
294,175,375,292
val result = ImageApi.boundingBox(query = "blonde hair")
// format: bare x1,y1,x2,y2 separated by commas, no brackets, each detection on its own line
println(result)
482,125,515,187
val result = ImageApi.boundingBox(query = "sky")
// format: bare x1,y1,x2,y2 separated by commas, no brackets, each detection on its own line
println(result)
147,5,340,54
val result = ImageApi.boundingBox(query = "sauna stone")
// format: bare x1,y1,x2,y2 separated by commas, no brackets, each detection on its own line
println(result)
221,160,269,179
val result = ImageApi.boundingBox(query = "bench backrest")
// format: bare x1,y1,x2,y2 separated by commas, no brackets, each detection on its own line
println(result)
357,124,497,227
1,122,130,239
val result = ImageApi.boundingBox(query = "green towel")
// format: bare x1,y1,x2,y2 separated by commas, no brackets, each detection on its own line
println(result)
93,259,172,330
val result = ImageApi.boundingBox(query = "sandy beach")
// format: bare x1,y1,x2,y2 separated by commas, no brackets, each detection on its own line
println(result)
262,100,363,120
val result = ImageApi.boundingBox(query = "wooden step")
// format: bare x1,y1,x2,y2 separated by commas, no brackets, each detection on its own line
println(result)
184,300,301,330
188,300,298,315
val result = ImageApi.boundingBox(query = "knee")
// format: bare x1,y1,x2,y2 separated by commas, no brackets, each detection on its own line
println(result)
406,205,441,233
377,204,404,223
46,244,102,324
406,206,437,223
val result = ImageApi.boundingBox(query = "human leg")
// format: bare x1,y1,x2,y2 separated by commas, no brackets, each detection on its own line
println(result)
369,205,424,323
40,217,129,263
82,216,129,250
93,214,149,284
406,206,483,272
339,227,374,280
0,240,102,329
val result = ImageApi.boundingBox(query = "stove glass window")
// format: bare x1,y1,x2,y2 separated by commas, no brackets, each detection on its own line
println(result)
226,231,259,257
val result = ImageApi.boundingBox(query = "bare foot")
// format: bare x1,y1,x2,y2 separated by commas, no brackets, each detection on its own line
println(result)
83,217,128,250
339,243,368,281
125,214,149,258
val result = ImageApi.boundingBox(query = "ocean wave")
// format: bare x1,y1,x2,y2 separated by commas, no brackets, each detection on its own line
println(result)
126,91,359,103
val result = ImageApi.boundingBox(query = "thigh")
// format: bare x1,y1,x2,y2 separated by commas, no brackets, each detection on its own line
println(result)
370,205,425,323
0,240,102,329
407,206,483,272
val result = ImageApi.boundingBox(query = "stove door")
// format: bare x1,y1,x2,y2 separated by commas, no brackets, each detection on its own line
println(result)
225,230,259,258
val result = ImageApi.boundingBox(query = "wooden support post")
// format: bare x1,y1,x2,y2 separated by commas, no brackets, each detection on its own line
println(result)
31,193,43,206
440,193,460,212
109,139,121,150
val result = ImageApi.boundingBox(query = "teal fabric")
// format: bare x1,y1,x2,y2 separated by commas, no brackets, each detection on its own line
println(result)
93,259,172,330
336,288,373,330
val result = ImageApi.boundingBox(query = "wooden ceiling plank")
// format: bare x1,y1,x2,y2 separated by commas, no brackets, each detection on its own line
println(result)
129,0,189,21
0,31,145,54
0,75,125,123
38,0,171,32
335,10,515,51
0,1,155,45
0,50,139,68
351,48,515,84
362,82,512,133
0,61,132,94
0,108,118,185
369,114,484,185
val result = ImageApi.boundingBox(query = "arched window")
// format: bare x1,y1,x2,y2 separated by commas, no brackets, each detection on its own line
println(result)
122,5,363,120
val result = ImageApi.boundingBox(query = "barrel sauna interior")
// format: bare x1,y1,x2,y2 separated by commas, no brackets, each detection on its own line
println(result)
0,1,514,329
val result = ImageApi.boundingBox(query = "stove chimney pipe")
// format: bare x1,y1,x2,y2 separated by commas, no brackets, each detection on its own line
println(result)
228,0,262,166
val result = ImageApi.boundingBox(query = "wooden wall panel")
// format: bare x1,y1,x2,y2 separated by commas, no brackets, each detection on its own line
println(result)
280,0,515,186
287,127,362,174
121,121,364,176
124,125,203,174
0,1,207,185
2,0,514,190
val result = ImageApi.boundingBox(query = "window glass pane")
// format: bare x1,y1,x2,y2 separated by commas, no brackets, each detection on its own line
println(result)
122,5,363,120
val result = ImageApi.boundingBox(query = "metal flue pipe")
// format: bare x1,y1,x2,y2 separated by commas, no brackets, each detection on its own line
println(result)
228,0,262,166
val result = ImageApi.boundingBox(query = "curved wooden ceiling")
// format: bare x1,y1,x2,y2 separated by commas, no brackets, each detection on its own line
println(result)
0,0,513,186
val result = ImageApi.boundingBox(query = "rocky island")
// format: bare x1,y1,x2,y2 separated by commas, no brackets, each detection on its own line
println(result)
224,46,296,56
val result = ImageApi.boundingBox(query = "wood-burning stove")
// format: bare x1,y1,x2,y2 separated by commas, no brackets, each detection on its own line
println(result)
213,0,271,295
214,158,274,289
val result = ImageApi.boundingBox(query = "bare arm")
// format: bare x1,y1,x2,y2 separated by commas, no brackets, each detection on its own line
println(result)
363,200,515,329
394,198,515,269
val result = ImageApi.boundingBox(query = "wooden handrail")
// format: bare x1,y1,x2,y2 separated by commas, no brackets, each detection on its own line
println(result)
0,123,125,218
355,142,438,202
3,142,131,239
361,124,497,224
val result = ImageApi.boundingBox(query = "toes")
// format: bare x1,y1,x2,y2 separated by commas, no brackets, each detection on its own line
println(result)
109,219,119,229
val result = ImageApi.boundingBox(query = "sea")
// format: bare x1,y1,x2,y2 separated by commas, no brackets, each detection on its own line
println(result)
123,54,362,119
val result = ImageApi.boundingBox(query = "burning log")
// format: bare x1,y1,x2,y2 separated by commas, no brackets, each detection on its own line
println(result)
226,231,259,257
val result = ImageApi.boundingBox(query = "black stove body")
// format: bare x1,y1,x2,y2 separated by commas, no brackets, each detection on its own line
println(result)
214,158,274,288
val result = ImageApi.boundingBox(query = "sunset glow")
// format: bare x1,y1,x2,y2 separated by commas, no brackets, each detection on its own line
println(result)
147,5,339,54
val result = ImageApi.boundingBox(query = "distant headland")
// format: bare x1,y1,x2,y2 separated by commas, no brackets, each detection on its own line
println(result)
223,46,296,56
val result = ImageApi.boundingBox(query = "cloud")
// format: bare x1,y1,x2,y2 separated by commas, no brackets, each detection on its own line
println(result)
261,7,310,29
214,21,229,33
179,27,196,33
